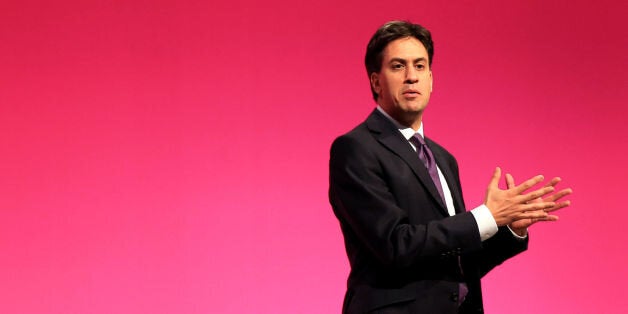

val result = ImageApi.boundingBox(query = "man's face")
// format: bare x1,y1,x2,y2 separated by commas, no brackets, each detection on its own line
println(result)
371,37,433,127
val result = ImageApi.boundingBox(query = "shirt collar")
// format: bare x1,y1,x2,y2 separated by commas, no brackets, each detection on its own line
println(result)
376,106,424,140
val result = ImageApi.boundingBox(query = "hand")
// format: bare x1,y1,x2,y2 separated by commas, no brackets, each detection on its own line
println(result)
506,173,572,236
484,167,557,227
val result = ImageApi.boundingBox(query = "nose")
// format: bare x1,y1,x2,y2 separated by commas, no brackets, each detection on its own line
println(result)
404,66,419,84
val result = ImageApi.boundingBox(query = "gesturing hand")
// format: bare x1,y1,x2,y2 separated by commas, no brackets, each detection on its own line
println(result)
484,167,558,227
506,173,572,236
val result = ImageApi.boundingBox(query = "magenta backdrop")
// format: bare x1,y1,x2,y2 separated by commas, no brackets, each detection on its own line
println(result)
1,0,627,313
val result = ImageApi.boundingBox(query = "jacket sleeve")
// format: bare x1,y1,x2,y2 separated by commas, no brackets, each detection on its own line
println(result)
468,227,529,278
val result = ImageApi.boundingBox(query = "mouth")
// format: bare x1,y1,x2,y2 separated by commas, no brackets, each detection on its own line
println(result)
402,89,421,97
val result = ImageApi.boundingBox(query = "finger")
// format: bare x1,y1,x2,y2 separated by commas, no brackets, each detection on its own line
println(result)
545,215,559,221
514,174,545,194
520,201,556,211
518,186,555,203
530,215,559,222
488,167,502,189
545,188,573,202
544,200,571,213
505,173,515,189
543,177,561,188
515,210,549,220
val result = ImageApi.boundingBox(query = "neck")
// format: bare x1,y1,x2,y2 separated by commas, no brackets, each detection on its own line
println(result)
380,107,423,131
406,116,422,131
378,103,423,132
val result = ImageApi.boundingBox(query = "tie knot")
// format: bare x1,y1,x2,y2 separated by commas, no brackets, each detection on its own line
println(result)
413,133,426,146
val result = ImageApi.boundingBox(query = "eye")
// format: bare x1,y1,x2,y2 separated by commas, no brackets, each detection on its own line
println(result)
415,64,425,70
392,63,404,70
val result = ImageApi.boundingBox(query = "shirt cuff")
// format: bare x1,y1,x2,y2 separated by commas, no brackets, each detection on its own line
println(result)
507,225,528,240
471,205,498,241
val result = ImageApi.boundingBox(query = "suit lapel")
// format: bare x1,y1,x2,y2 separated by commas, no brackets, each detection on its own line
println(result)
366,110,448,215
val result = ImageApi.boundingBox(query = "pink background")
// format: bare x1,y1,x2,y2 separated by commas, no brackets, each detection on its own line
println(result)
1,0,627,313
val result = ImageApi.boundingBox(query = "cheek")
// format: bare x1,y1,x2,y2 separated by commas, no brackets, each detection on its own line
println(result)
421,76,432,91
386,80,402,95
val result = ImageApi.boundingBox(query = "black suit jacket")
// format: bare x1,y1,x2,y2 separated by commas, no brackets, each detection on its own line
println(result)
329,109,527,313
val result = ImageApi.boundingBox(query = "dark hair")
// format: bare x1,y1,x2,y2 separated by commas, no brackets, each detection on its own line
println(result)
365,21,434,100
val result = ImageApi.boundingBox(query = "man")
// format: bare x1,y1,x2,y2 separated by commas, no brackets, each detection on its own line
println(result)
329,21,571,313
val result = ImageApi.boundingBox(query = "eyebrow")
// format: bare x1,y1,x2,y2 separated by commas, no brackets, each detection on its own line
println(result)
389,57,427,64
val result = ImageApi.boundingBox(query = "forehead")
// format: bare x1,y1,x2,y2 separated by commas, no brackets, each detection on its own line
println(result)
382,37,429,61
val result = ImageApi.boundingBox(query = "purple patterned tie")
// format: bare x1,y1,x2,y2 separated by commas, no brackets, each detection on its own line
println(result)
411,133,468,305
411,133,446,205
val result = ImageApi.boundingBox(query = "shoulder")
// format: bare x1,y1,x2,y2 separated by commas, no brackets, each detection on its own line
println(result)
330,122,373,159
330,110,382,154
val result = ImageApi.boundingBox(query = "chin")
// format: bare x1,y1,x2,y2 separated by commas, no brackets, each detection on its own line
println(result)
403,104,426,113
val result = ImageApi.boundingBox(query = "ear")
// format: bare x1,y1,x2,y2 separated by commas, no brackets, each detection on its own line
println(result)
370,72,381,95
